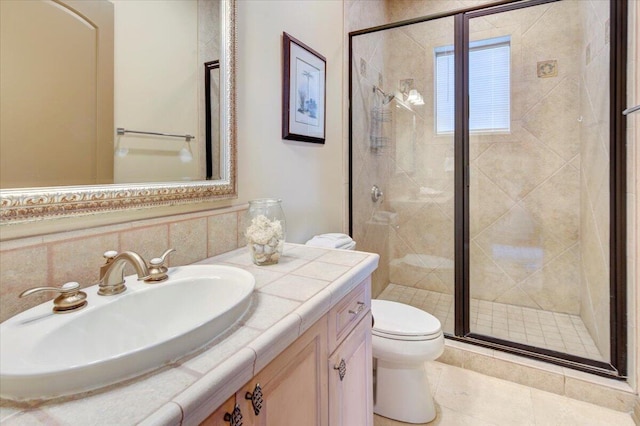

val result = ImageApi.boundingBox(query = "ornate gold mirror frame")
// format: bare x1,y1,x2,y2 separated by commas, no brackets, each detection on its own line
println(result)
0,0,237,224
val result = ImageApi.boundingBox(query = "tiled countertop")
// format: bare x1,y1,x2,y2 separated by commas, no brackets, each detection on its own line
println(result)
0,243,379,425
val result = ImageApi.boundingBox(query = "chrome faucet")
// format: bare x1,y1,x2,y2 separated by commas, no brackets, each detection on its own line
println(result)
98,250,151,296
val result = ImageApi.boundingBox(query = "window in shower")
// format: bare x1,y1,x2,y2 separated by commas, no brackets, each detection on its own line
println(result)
435,36,511,134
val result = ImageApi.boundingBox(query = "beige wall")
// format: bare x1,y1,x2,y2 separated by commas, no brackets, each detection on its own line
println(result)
358,1,584,317
113,0,201,183
236,0,345,244
468,2,582,315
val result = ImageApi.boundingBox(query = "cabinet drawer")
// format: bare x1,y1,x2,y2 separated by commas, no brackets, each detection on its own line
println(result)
328,277,371,352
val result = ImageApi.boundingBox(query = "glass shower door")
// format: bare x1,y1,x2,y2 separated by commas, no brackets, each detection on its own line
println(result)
350,16,457,334
467,0,611,363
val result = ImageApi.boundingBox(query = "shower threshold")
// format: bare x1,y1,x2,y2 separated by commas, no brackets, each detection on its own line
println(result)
378,284,605,362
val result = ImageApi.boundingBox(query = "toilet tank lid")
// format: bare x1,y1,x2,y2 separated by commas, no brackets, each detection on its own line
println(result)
371,299,442,337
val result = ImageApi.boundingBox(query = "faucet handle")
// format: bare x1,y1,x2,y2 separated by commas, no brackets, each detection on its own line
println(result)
20,282,88,313
145,248,175,283
103,250,118,261
150,248,175,265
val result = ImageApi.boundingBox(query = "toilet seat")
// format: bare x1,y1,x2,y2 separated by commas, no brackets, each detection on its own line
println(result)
372,300,442,341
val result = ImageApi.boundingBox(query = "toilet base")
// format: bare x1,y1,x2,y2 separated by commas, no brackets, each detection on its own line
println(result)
374,359,436,424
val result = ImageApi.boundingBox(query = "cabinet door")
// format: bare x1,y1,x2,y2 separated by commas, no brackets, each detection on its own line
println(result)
328,313,373,426
201,395,240,426
241,318,328,426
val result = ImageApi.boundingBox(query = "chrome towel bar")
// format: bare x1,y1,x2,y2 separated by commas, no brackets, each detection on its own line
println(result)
116,127,194,142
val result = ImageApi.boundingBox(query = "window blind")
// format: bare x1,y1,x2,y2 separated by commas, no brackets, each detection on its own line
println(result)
435,36,511,134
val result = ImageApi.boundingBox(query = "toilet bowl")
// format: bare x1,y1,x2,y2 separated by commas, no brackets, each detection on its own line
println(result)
371,299,444,424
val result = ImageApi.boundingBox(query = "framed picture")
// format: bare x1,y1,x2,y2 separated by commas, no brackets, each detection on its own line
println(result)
282,32,326,144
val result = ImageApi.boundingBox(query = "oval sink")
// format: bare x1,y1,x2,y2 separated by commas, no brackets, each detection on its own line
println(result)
0,264,255,401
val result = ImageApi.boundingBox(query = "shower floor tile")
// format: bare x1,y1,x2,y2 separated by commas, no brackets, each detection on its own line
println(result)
377,284,605,362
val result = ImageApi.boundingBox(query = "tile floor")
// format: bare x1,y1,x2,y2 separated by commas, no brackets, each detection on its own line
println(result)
373,361,635,426
378,284,604,361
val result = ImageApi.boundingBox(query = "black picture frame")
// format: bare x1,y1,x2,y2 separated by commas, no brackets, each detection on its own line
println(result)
282,32,326,144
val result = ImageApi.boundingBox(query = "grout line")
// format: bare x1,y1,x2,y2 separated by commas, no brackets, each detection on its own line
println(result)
379,286,604,361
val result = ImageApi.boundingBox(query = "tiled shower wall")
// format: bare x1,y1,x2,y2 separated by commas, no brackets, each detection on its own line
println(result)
347,0,390,299
355,0,588,316
0,206,248,322
579,0,611,362
467,2,582,314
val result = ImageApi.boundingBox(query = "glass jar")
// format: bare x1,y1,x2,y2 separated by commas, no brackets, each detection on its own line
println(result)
245,199,286,266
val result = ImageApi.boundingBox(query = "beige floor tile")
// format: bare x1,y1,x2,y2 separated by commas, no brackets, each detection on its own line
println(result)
429,406,499,425
434,364,536,425
531,388,636,425
374,405,498,426
373,362,635,426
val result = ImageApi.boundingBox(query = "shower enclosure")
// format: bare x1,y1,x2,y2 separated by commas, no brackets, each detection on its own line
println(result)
349,0,628,377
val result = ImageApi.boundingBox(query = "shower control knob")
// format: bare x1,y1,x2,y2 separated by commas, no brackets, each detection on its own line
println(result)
371,185,383,202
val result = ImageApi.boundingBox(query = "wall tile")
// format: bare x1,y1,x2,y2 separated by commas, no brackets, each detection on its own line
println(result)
207,212,238,257
0,208,248,318
0,245,49,322
565,376,637,412
119,224,170,272
169,218,208,266
51,233,120,289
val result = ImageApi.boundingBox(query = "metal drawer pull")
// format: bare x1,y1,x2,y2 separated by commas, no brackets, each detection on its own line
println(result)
224,404,243,426
349,301,365,315
334,358,347,381
245,383,263,416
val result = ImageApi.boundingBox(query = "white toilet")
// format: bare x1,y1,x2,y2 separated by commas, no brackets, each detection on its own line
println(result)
304,236,443,423
371,299,444,424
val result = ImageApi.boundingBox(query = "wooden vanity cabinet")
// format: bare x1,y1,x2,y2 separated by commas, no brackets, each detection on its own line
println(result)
327,277,373,426
241,318,328,426
203,396,237,426
203,278,372,426
328,312,373,426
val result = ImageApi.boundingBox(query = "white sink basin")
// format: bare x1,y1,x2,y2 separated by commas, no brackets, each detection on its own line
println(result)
0,264,255,401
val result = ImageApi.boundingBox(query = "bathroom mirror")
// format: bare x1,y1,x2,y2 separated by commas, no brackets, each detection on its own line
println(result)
0,0,236,222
